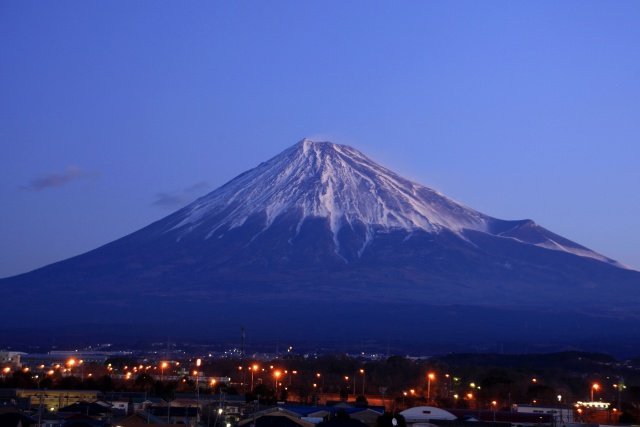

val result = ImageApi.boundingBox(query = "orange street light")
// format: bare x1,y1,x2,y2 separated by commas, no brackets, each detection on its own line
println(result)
250,364,259,389
275,370,281,387
427,373,435,401
592,383,600,402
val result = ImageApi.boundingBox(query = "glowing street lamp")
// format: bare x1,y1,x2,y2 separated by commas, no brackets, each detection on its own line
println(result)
250,364,258,389
161,362,168,381
195,359,201,391
316,373,324,404
274,371,281,391
360,369,365,395
194,359,201,422
427,373,435,401
591,383,599,402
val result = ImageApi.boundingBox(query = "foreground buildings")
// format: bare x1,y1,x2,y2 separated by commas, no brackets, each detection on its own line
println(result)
0,348,629,427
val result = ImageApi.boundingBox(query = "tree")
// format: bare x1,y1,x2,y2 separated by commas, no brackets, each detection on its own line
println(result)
253,383,275,403
339,385,349,401
39,376,54,389
134,373,155,392
8,370,37,388
58,376,81,390
619,411,637,424
526,384,556,404
355,395,368,407
98,375,114,394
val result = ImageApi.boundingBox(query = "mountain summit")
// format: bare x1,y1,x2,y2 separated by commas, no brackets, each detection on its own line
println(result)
163,139,621,267
172,139,489,241
167,139,491,260
1,139,639,351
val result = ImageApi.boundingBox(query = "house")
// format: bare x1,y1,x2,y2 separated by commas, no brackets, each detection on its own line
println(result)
131,398,163,413
238,412,316,427
514,404,576,425
59,413,109,427
0,411,37,427
38,411,67,427
148,405,198,426
317,418,369,427
276,404,384,427
445,408,553,426
114,411,184,427
109,401,129,416
0,352,22,369
400,406,457,424
57,401,112,421
15,390,100,412
201,393,247,424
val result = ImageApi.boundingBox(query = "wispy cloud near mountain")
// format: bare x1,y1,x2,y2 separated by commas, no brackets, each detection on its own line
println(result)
23,166,99,191
152,181,211,209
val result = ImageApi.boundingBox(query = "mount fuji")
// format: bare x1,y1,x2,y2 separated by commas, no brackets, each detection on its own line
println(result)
2,139,639,353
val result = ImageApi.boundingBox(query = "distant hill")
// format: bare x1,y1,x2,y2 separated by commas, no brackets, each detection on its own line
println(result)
2,139,639,354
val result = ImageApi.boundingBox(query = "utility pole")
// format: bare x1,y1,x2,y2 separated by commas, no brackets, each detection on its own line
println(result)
241,326,246,393
196,359,201,425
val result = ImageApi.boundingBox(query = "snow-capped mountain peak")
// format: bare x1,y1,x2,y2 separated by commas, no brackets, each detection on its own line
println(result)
170,139,490,246
161,138,627,268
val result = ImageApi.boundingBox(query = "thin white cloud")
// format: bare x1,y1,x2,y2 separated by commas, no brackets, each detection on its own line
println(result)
23,165,100,191
152,181,211,209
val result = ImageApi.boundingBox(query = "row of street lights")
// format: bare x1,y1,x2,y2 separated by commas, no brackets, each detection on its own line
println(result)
91,360,614,411
343,369,366,395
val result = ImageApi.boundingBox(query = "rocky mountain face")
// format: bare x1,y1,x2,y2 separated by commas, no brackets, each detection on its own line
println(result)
2,139,639,352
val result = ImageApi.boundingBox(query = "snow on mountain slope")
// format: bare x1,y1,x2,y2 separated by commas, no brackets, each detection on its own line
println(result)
491,219,629,269
167,139,626,268
170,139,490,247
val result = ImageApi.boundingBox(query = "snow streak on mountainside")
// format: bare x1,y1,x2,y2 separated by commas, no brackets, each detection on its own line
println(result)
166,139,625,268
170,139,491,255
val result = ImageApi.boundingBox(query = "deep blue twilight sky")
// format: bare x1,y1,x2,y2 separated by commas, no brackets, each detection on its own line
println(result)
1,1,639,278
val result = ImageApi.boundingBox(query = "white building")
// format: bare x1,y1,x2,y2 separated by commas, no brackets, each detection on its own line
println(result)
0,351,22,368
400,406,457,426
515,404,576,425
